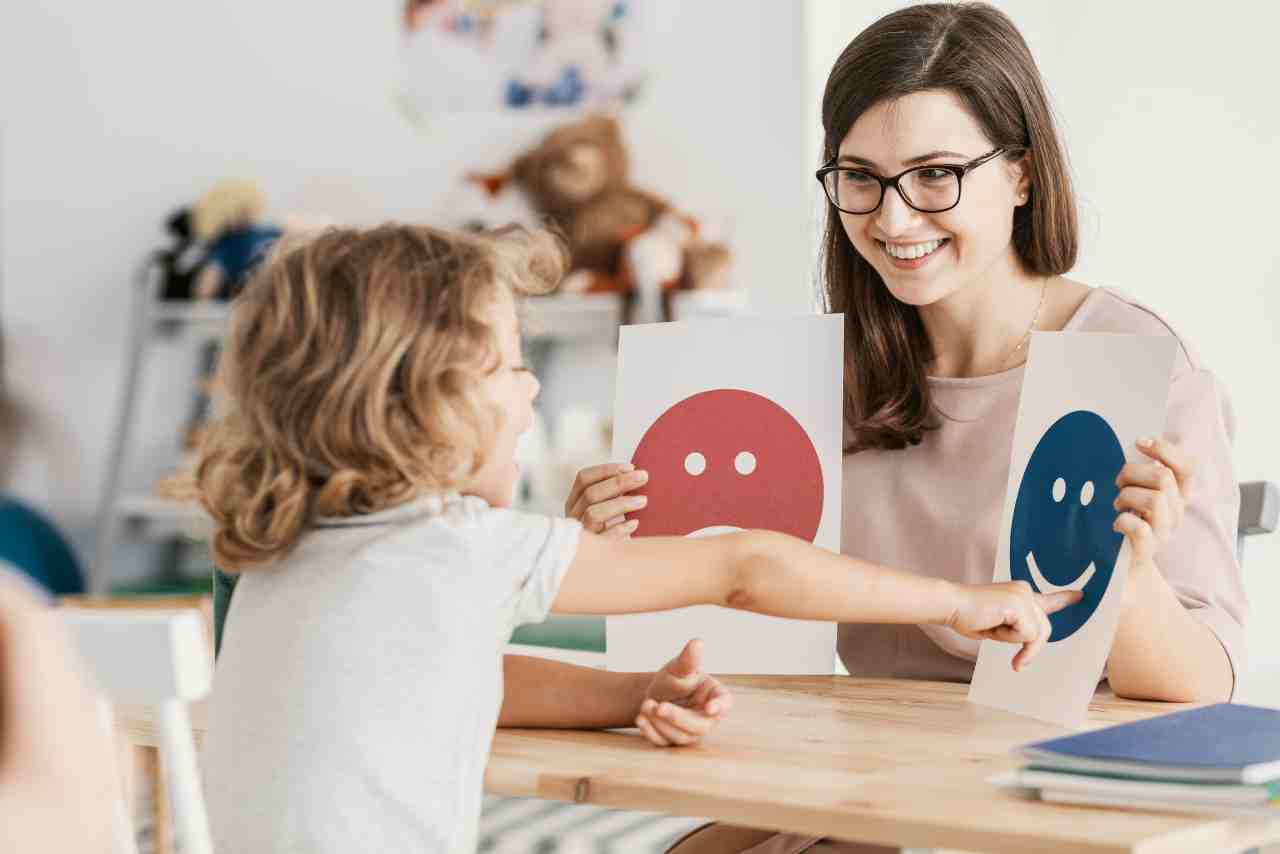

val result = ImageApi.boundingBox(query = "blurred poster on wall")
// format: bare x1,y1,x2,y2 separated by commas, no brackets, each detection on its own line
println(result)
396,0,651,120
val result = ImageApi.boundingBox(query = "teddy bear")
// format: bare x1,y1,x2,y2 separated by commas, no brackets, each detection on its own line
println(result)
191,179,283,301
468,114,732,323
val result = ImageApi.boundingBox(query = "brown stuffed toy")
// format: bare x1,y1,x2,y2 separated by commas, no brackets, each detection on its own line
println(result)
498,114,731,321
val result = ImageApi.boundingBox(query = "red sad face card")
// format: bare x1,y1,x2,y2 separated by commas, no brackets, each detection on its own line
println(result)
607,316,844,675
629,388,823,542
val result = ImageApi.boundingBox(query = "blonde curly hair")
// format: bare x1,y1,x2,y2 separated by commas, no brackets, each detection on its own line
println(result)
196,223,566,571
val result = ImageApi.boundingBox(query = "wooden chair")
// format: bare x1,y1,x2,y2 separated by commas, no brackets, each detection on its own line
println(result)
60,607,214,854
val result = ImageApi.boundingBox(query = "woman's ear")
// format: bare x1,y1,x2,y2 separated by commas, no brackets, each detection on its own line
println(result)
1013,151,1033,206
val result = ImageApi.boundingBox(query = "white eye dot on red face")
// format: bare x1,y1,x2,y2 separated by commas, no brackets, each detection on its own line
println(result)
1080,481,1095,506
1052,477,1066,503
734,451,757,475
684,452,707,476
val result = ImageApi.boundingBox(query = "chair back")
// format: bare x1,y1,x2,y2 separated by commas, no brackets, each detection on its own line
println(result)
61,609,213,854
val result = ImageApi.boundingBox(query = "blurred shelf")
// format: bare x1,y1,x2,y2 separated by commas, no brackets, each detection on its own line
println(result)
143,290,744,343
116,494,211,541
149,300,233,337
523,289,744,341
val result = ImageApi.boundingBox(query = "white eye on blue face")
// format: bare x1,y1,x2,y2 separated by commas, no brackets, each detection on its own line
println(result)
1080,481,1095,506
1052,477,1066,502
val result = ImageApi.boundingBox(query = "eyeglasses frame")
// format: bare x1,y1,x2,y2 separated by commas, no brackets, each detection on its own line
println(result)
815,147,1025,215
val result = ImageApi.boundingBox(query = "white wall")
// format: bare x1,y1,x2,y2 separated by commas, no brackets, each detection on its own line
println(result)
806,0,1280,702
0,1,810,575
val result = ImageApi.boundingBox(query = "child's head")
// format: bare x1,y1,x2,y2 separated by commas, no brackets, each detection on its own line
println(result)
197,222,565,571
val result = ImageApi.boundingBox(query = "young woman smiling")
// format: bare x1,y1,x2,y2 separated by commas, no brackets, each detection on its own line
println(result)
569,4,1248,851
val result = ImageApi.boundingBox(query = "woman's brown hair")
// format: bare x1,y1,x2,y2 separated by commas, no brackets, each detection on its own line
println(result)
820,2,1078,452
195,223,565,571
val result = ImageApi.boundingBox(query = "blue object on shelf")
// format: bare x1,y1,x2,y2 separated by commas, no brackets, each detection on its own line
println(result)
0,496,85,595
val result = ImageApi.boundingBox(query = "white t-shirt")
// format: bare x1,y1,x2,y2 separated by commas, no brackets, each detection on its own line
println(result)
202,494,582,854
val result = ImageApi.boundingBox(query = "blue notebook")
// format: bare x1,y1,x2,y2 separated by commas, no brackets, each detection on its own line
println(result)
1017,703,1280,784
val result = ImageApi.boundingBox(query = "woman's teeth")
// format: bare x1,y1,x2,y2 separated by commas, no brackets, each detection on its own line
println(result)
883,239,947,260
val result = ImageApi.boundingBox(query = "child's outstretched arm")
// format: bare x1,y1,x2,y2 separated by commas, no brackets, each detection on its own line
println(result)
554,530,1079,671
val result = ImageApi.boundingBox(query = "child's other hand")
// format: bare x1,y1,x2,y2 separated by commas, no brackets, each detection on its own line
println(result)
635,639,732,747
565,462,649,537
946,582,1081,671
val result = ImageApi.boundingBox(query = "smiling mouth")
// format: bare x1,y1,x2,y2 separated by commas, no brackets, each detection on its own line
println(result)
1026,552,1096,594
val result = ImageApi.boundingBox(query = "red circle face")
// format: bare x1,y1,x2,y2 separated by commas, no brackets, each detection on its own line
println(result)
629,389,824,541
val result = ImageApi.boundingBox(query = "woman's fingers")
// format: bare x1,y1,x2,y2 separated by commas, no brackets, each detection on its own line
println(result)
1114,511,1155,562
565,463,640,517
603,518,640,538
583,468,649,507
578,494,649,533
567,469,649,525
1115,487,1175,540
1135,436,1195,492
1116,460,1179,494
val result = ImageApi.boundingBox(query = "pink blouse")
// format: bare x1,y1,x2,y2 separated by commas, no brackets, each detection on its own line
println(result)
836,288,1247,693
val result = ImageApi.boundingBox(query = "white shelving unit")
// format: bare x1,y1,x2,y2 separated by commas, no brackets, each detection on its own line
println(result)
93,286,743,593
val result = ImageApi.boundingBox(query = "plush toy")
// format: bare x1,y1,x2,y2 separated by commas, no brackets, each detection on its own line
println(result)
191,179,283,301
152,208,207,301
480,114,732,322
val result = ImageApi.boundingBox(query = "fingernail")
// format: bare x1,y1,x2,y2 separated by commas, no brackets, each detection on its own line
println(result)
706,701,718,715
633,495,648,507
1137,436,1153,448
658,703,671,718
621,463,635,472
636,470,649,483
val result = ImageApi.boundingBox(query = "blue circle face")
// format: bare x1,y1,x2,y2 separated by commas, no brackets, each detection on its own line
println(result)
1009,410,1125,642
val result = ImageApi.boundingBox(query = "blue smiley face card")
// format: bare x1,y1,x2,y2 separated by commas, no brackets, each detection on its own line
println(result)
969,332,1177,728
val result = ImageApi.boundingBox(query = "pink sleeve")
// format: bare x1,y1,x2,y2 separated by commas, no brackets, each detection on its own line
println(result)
1156,366,1247,696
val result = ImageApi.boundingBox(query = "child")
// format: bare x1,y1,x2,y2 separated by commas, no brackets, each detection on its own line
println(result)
196,224,1075,854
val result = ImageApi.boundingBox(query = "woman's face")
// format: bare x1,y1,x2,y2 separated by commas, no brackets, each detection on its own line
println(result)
835,89,1029,309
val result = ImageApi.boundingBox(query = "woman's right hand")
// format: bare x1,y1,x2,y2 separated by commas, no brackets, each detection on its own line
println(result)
565,462,650,537
945,581,1081,671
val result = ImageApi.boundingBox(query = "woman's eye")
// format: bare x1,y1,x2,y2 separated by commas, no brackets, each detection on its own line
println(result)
916,168,953,182
840,170,876,186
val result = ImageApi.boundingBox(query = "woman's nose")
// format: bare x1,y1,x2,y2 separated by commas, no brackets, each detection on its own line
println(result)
874,184,921,236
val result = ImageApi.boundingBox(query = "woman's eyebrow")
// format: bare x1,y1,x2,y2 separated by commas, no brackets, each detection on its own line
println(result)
836,149,970,169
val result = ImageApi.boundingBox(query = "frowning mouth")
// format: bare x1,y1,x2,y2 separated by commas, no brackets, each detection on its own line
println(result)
1026,552,1096,595
687,525,746,539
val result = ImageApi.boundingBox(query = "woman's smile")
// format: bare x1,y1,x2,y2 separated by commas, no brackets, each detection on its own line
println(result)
876,237,951,270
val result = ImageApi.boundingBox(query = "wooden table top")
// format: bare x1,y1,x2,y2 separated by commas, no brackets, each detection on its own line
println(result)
120,675,1280,853
485,676,1280,854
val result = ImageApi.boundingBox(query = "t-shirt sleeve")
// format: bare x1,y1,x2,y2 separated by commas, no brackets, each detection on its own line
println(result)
465,502,583,631
1157,366,1248,696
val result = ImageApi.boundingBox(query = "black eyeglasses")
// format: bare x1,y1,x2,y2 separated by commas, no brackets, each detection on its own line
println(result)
815,147,1022,215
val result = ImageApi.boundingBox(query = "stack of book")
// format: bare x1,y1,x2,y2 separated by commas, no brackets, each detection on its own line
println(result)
1000,703,1280,817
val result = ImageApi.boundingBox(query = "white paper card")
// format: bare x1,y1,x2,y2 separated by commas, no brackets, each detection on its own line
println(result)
607,315,844,674
968,332,1177,728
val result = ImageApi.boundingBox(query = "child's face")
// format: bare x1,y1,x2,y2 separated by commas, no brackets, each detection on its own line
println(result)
467,294,540,507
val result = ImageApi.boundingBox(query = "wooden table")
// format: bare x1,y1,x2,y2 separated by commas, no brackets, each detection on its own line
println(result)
486,677,1280,854
122,676,1280,853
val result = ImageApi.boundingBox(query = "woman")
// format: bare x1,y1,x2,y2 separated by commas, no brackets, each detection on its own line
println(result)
566,4,1247,851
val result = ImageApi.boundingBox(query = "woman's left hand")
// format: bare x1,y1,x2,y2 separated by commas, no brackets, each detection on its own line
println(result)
1113,436,1196,568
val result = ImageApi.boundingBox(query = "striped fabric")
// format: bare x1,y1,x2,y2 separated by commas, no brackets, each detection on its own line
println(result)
479,795,705,853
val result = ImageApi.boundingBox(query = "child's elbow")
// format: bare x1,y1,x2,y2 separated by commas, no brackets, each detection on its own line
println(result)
721,530,785,612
